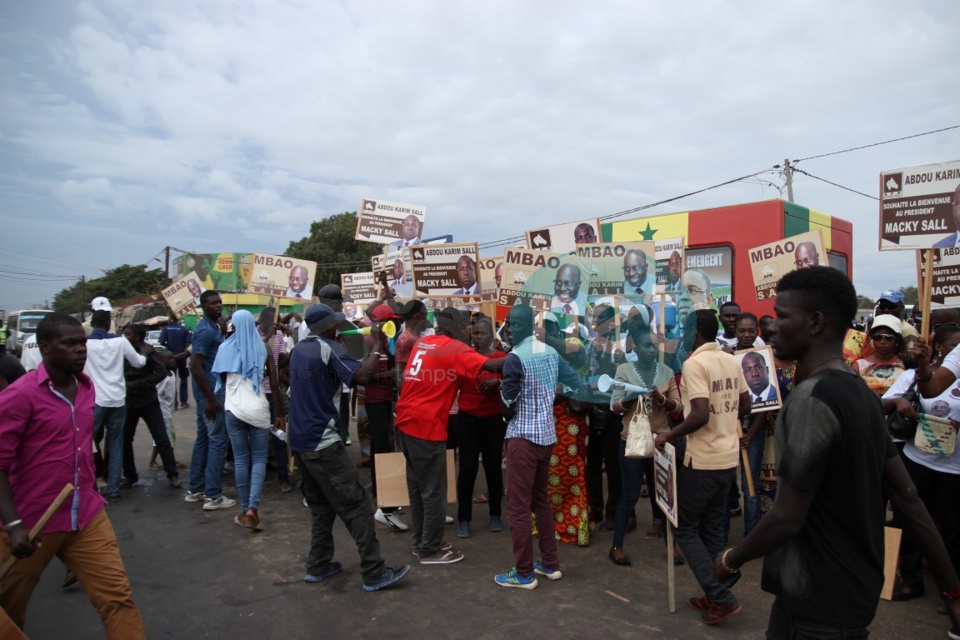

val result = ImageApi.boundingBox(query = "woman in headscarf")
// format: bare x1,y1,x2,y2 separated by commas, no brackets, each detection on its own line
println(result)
213,309,285,531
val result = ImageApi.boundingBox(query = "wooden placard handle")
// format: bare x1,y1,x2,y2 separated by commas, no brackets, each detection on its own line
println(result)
0,483,75,580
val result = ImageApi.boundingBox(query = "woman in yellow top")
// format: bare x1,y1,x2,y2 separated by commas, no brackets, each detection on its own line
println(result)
609,319,681,566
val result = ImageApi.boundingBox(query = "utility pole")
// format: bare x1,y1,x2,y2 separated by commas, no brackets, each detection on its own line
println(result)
784,158,795,202
164,246,171,283
79,275,85,315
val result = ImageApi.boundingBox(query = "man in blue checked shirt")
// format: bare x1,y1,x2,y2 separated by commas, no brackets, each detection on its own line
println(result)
495,305,583,590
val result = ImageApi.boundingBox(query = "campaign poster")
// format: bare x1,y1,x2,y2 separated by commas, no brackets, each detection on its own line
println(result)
247,254,318,300
748,230,825,303
478,254,503,298
879,160,960,251
574,241,656,297
355,197,427,247
655,442,678,527
917,248,960,308
525,217,602,255
372,247,414,298
499,247,565,320
735,345,782,413
682,246,733,312
654,237,685,294
161,270,204,319
340,272,379,319
409,242,481,297
174,252,251,291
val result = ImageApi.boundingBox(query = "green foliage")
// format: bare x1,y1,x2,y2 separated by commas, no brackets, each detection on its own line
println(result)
898,286,918,306
51,264,167,313
856,295,876,310
285,212,383,295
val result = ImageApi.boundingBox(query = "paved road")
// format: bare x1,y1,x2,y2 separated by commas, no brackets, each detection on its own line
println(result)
19,404,949,639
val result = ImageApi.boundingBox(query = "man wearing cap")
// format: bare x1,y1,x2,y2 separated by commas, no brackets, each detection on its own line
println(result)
394,308,505,564
289,303,410,591
185,290,237,511
299,284,343,342
876,290,918,350
85,298,150,502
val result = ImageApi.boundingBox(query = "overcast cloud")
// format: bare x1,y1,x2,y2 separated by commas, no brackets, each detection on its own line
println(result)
1,0,957,310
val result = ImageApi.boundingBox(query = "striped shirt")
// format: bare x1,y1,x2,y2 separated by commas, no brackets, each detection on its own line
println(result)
501,336,583,446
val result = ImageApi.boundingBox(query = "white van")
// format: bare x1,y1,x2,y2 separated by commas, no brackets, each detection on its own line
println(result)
6,309,53,358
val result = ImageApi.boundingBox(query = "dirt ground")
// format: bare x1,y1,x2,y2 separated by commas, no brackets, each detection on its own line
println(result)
16,400,951,639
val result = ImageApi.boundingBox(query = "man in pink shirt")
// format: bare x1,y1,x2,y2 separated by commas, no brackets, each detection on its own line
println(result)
0,313,145,639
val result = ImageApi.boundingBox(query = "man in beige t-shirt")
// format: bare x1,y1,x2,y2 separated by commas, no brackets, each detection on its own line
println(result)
655,309,750,625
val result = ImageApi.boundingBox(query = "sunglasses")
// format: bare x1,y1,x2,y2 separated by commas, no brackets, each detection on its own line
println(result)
871,333,897,342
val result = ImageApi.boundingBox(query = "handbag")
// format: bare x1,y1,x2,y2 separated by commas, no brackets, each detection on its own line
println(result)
887,380,920,440
625,400,655,459
914,414,957,457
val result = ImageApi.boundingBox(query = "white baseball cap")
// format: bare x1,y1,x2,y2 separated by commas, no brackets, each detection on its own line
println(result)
871,314,902,335
91,296,112,312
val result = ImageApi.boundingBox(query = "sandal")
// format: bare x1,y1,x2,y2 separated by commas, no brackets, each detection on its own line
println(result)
473,493,489,504
642,528,663,540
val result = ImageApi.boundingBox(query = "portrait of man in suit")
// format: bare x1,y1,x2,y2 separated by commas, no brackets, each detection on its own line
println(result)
932,184,960,248
741,351,778,406
452,255,479,294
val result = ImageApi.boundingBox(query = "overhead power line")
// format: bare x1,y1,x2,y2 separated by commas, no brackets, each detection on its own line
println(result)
793,125,960,164
790,167,878,201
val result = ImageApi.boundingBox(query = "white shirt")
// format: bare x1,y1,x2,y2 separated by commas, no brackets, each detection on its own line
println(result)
157,373,176,420
550,297,581,317
883,368,960,474
84,333,147,408
19,334,41,372
285,287,309,299
717,333,765,349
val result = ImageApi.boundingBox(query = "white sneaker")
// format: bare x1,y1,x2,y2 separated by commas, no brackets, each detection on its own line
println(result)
445,515,455,525
184,491,205,503
345,437,352,446
375,508,409,531
202,496,237,511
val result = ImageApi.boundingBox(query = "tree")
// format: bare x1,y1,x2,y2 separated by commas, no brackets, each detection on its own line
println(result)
51,264,167,313
856,295,876,310
285,212,383,296
898,286,918,306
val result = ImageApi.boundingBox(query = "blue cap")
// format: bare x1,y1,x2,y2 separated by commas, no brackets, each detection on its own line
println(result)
878,290,905,305
304,304,344,331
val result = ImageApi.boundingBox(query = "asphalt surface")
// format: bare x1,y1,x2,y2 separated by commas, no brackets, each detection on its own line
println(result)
18,401,951,639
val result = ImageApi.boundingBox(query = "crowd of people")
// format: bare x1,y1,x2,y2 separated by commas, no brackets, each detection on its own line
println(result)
1,268,960,639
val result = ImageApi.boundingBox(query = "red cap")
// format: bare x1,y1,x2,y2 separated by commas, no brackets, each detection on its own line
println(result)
371,304,401,322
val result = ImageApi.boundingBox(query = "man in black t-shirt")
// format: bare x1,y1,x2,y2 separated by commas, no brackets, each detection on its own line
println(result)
713,267,960,639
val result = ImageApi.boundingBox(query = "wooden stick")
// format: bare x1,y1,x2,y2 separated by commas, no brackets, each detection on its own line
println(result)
0,483,75,581
737,422,756,497
666,525,676,613
921,249,934,340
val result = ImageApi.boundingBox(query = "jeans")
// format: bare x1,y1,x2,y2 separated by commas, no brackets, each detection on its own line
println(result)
587,406,622,523
675,464,737,607
455,412,507,522
297,444,385,583
123,401,178,482
175,359,189,405
741,426,764,536
613,443,663,548
266,393,289,485
398,430,448,556
94,405,127,498
225,412,270,511
505,437,559,577
188,393,227,499
766,597,869,639
0,509,145,638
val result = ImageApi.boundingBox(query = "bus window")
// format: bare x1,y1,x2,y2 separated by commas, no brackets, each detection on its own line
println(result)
826,251,849,276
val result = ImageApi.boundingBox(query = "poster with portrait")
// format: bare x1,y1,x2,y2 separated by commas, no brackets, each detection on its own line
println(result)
748,230,825,303
174,252,251,292
655,237,685,294
355,197,427,247
655,442,678,527
340,272,379,317
498,247,566,321
525,217,602,255
917,247,960,309
478,254,503,299
879,160,960,251
247,254,318,300
409,242,481,297
372,247,414,298
735,345,782,413
161,270,204,319
574,241,656,297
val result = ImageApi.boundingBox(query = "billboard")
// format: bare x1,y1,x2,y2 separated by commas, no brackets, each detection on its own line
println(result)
246,254,318,300
173,252,252,292
879,160,960,251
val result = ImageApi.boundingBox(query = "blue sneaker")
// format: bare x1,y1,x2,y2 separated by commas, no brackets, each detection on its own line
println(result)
494,567,538,590
362,564,411,592
304,562,342,583
533,561,562,581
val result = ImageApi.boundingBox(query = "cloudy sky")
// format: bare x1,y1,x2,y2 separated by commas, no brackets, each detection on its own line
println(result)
1,0,957,311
